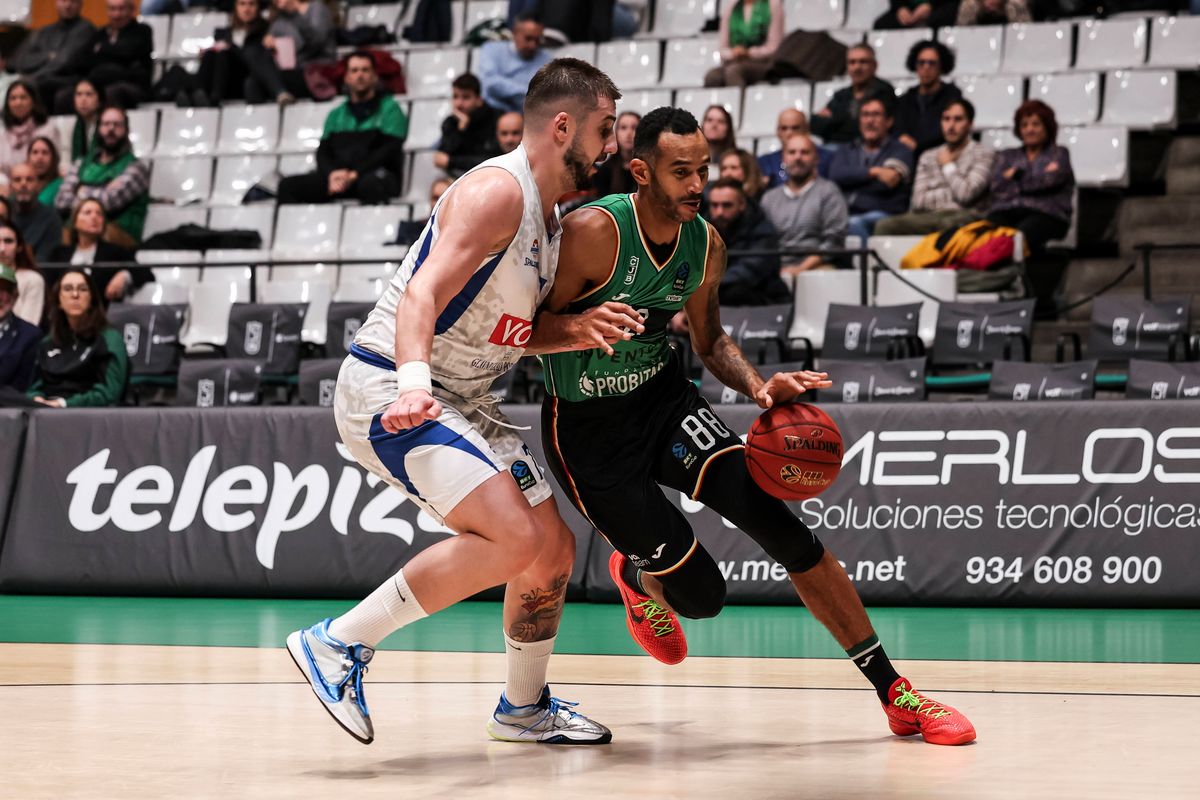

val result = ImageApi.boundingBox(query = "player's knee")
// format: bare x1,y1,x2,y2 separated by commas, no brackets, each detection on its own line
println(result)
531,509,576,572
665,576,726,620
775,531,826,574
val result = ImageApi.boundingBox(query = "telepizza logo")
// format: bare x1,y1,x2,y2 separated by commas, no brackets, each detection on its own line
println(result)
489,314,533,348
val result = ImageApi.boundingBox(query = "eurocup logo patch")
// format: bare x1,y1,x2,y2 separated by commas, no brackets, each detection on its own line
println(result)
672,262,690,292
511,460,537,491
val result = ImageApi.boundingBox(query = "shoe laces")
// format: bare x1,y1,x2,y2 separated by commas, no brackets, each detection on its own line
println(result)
892,683,951,720
336,649,370,716
508,695,579,733
634,599,677,638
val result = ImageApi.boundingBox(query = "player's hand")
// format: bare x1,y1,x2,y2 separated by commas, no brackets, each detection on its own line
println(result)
754,371,832,409
573,302,645,356
380,390,442,432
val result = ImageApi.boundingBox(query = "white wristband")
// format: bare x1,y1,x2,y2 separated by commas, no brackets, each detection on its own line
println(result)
396,361,432,396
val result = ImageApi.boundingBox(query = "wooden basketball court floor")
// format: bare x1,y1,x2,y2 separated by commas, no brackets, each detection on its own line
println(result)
1,597,1197,799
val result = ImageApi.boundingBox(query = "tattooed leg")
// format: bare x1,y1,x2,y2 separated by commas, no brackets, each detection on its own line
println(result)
503,500,577,642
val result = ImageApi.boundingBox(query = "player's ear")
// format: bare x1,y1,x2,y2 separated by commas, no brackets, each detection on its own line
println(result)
552,111,571,144
629,157,652,187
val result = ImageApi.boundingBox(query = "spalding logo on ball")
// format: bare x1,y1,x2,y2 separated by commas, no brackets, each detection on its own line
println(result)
745,403,843,501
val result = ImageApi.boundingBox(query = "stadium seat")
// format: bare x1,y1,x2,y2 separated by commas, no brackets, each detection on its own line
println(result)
135,251,204,288
1102,69,1176,130
406,98,454,150
675,87,743,131
957,75,1024,130
980,127,1020,151
260,280,333,345
738,83,811,138
167,12,224,59
208,204,274,261
340,206,410,260
618,88,674,118
216,105,280,154
278,152,316,176
148,264,202,289
460,0,506,42
1062,126,1129,188
182,282,239,348
869,235,924,272
788,271,861,349
142,14,170,58
661,37,722,88
142,205,208,241
127,109,158,157
936,26,1003,76
784,0,846,32
149,157,214,205
346,3,403,32
1001,22,1073,75
844,0,888,30
334,275,389,302
1075,18,1148,71
278,102,339,153
830,29,866,48
1148,15,1200,69
874,268,957,347
200,265,253,298
1029,72,1100,126
867,28,931,79
209,155,276,206
406,47,470,98
273,205,342,262
403,150,444,203
154,108,219,157
130,281,190,305
597,41,662,89
651,0,717,37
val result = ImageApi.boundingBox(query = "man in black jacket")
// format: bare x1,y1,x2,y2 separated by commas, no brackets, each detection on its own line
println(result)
10,0,95,115
433,73,499,177
811,44,894,146
707,177,788,307
0,264,40,395
76,0,154,111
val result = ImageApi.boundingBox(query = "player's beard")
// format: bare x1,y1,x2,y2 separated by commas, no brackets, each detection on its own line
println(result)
564,134,598,191
646,177,700,224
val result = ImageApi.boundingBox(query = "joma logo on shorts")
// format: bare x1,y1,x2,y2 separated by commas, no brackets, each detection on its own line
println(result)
489,314,533,348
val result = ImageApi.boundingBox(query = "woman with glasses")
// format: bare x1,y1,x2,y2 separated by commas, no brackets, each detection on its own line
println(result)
0,221,43,325
27,268,128,408
46,199,151,305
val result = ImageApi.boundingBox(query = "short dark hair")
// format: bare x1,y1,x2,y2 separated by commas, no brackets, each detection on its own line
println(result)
1013,99,1058,144
945,98,976,122
633,106,700,161
346,51,376,71
514,10,541,26
452,72,481,95
906,40,956,75
860,95,895,118
524,58,621,124
708,177,745,196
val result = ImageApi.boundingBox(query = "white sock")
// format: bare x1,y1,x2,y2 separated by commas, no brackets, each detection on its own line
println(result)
503,633,555,708
328,568,428,648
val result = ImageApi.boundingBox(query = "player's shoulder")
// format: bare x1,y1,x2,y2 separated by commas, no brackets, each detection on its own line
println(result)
562,204,621,249
438,166,524,229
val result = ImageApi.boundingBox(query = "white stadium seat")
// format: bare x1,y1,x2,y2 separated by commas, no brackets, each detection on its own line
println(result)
142,205,208,241
126,109,159,157
1062,126,1129,188
549,42,597,63
216,105,280,154
936,26,1003,76
210,155,276,206
812,79,849,113
597,41,662,90
340,207,411,260
272,205,342,262
461,0,506,41
674,87,743,131
1148,15,1200,69
869,235,925,272
830,29,866,48
260,280,334,345
199,265,253,297
789,271,861,349
406,98,454,150
1075,18,1148,71
874,267,957,347
1001,22,1072,75
135,251,204,289
154,108,219,157
130,282,190,305
167,12,224,59
403,150,445,203
149,157,213,205
652,0,716,37
738,83,812,138
958,75,1024,130
1102,69,1176,130
784,0,846,32
406,47,469,98
867,28,931,79
618,89,674,118
1030,72,1100,126
845,0,888,30
182,283,239,348
278,102,339,153
980,127,1020,151
278,152,316,176
661,37,722,88
209,204,275,252
142,14,170,58
346,3,403,32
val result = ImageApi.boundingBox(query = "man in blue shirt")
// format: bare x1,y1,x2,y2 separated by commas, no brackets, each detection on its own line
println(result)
758,108,832,189
829,97,915,240
476,13,552,113
0,264,41,395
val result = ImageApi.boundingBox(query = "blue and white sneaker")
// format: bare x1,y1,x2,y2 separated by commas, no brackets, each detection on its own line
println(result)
487,685,613,745
286,618,375,744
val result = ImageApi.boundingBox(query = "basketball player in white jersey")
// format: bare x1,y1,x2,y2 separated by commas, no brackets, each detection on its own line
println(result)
286,59,641,745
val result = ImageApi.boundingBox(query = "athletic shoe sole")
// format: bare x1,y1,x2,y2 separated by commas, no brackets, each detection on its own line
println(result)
486,721,613,745
286,631,374,745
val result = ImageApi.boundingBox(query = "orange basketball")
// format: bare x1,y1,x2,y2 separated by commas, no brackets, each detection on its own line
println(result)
744,403,843,501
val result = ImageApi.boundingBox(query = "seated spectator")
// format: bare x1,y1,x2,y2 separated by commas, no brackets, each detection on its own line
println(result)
758,109,833,189
718,148,766,202
47,198,152,304
705,0,784,88
277,53,408,205
875,0,958,30
986,100,1073,255
524,0,622,43
68,79,101,162
0,81,61,185
55,107,150,247
10,164,63,263
829,98,914,241
0,263,40,394
956,0,1032,24
0,222,43,325
477,13,552,114
811,45,894,146
707,177,788,306
591,110,639,197
877,99,993,235
245,0,337,103
9,0,94,119
77,0,154,110
894,41,962,157
434,74,500,177
702,105,737,165
27,268,128,408
760,134,849,273
29,137,64,207
188,0,283,107
496,111,524,155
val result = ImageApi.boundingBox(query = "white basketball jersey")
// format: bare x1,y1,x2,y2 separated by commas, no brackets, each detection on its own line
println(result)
353,145,560,400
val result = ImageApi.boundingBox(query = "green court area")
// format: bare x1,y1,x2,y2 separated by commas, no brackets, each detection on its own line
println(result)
2,595,1197,664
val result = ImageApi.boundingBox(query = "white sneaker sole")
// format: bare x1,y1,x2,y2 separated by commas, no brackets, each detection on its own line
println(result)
486,720,613,745
286,631,374,745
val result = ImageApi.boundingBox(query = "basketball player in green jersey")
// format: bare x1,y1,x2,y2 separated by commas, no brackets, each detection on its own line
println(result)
527,107,976,745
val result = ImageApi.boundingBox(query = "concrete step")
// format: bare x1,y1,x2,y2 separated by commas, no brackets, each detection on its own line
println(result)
1056,255,1200,321
1117,196,1200,253
1166,137,1200,195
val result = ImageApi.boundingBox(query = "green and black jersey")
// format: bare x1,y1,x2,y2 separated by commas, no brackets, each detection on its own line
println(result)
541,193,711,402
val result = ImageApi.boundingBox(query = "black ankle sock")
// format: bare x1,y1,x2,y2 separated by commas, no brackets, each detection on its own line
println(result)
847,634,901,703
620,559,644,594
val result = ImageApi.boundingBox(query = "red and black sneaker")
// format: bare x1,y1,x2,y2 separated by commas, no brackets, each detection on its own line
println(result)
608,550,687,665
883,677,977,746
